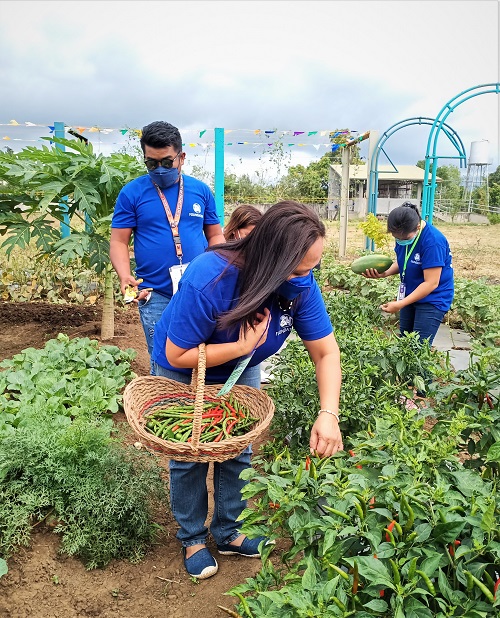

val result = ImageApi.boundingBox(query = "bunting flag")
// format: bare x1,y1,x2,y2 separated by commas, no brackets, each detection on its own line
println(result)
48,126,55,133
9,120,19,125
76,127,87,133
293,131,304,136
89,127,100,133
3,136,11,140
120,129,128,135
308,131,317,136
199,130,206,138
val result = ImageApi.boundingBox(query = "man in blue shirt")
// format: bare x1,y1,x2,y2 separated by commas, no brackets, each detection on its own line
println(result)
110,121,225,373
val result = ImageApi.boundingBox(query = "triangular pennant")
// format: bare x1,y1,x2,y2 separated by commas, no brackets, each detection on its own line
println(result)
9,120,19,125
189,143,196,147
226,142,233,145
199,130,207,138
293,131,304,136
48,126,55,133
2,136,11,140
320,131,327,136
313,144,320,150
76,127,87,133
25,122,37,126
224,130,233,134
265,130,275,134
308,131,318,136
89,127,100,133
254,129,261,134
120,129,128,135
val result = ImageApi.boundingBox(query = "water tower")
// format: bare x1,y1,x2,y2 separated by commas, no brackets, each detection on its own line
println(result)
463,140,489,211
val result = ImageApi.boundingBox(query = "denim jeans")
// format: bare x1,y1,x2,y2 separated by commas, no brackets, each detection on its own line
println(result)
138,291,171,375
153,362,261,547
398,302,446,346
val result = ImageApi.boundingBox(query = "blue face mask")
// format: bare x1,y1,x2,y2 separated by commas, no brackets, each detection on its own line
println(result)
277,271,314,300
148,167,179,189
395,236,417,247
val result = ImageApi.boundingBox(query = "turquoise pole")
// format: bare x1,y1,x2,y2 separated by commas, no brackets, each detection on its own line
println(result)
214,128,225,225
54,121,70,238
422,83,500,223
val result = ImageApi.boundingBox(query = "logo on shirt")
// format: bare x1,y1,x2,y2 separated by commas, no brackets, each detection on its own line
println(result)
280,314,293,328
412,253,421,264
276,313,293,336
189,202,204,218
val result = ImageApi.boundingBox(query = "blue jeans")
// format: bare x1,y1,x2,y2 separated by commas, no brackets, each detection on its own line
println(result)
138,291,171,375
153,362,261,547
398,302,446,346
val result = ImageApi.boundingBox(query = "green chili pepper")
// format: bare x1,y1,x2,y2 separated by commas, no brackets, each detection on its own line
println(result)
407,557,418,580
390,559,401,585
464,571,495,603
416,570,436,596
322,505,351,521
328,563,350,580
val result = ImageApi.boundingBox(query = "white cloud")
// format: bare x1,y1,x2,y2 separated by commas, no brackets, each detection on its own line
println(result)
1,0,498,175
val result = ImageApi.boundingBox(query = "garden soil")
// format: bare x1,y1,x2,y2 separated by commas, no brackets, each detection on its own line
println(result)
0,301,274,618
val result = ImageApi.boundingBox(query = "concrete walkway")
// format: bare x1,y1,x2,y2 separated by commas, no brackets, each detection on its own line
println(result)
432,323,472,372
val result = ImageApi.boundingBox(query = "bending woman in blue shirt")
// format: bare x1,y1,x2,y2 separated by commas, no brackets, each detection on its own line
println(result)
152,201,343,580
363,202,454,345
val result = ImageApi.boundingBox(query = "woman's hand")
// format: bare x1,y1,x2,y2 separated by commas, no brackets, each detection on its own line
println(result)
380,300,402,314
310,413,343,458
361,267,386,279
238,308,271,355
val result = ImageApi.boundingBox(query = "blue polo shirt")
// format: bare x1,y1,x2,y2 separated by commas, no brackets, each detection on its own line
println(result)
111,174,220,297
394,223,454,312
152,251,333,382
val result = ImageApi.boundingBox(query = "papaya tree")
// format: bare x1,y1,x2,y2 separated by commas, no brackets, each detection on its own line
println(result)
0,137,144,339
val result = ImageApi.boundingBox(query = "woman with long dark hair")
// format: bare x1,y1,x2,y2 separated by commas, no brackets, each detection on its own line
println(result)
151,201,342,580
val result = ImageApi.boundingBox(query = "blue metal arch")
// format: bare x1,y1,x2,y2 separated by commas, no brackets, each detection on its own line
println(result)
422,83,500,223
365,117,466,249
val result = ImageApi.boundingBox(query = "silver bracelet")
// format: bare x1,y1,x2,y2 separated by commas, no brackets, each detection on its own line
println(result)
318,409,340,422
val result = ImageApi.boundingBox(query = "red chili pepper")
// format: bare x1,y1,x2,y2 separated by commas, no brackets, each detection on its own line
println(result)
369,496,376,509
269,501,280,509
494,578,500,600
386,520,396,543
305,456,311,470
485,393,494,410
449,539,461,557
348,449,362,469
379,590,385,598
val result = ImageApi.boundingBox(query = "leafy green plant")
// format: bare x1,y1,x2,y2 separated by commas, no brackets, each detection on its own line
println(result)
358,213,392,251
0,416,166,569
0,139,145,338
0,334,136,435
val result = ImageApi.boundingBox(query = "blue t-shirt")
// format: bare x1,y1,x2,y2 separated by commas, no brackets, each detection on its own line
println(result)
394,223,454,312
152,251,333,382
111,174,220,297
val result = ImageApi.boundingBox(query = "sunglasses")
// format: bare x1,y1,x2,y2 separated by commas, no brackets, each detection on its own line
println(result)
144,152,182,171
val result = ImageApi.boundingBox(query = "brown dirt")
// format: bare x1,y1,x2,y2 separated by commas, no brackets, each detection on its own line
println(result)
0,301,272,618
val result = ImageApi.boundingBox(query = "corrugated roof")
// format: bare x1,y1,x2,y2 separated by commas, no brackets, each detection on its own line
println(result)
330,164,441,182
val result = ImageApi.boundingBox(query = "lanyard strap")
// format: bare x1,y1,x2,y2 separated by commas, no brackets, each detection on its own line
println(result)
401,225,422,281
153,175,185,262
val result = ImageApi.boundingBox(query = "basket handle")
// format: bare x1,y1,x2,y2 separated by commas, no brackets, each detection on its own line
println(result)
189,343,207,449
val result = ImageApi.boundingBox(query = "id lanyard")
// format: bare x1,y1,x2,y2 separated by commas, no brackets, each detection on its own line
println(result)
397,226,422,301
217,311,272,396
153,175,185,265
400,226,422,283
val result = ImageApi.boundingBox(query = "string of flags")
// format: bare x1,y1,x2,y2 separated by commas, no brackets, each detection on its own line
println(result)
2,121,362,150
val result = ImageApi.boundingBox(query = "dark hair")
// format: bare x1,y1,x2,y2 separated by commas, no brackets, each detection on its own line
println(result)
140,121,182,154
223,205,263,241
211,201,326,331
387,202,421,235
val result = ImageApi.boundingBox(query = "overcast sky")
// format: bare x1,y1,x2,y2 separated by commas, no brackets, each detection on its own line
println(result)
1,0,499,179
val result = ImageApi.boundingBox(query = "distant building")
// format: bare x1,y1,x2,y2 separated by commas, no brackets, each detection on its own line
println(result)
328,164,442,217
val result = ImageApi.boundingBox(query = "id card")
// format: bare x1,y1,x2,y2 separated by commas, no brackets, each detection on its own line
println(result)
169,262,190,295
397,282,406,301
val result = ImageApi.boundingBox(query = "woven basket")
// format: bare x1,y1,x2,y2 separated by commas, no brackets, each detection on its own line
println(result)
123,343,275,462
